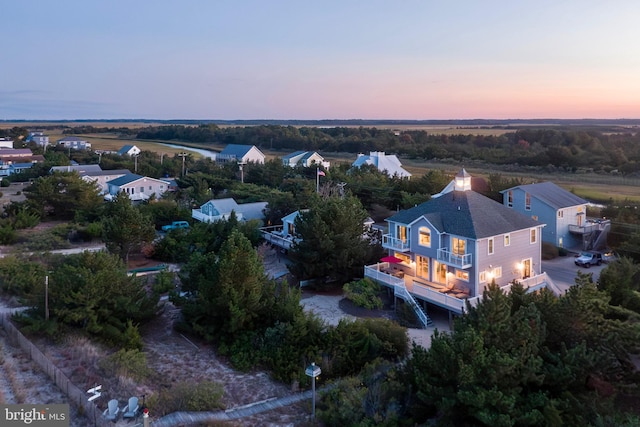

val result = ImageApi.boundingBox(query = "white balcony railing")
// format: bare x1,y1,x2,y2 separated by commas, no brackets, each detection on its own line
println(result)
382,234,410,252
259,226,296,250
437,248,472,269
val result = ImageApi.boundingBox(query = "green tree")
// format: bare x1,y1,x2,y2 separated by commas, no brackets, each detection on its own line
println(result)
24,172,103,220
289,194,370,285
23,251,157,348
102,192,156,263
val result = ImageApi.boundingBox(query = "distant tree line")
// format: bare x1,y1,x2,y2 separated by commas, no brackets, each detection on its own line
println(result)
133,125,640,175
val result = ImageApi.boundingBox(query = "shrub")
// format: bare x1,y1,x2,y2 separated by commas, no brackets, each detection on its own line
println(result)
343,278,383,310
542,242,559,260
1,178,9,187
150,381,224,415
98,348,150,382
0,225,17,245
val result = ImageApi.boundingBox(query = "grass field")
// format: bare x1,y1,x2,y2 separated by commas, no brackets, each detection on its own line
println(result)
3,122,638,203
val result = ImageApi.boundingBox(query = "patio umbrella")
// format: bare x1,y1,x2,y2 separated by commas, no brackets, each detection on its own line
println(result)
380,255,404,264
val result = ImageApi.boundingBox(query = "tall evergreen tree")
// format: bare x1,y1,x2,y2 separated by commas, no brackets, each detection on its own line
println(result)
289,194,371,285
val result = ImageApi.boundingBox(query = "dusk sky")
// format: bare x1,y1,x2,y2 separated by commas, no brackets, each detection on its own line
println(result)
2,1,640,120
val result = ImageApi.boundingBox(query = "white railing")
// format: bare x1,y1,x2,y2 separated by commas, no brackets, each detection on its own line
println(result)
437,248,472,268
394,285,432,328
363,265,432,327
520,272,563,296
410,282,469,314
259,226,296,250
382,234,410,252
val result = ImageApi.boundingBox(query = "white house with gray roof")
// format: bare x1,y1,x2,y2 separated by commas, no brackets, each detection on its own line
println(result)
106,173,169,201
217,144,265,164
281,151,329,169
192,198,267,223
501,182,608,251
57,136,91,150
352,151,411,179
117,145,141,156
364,170,558,322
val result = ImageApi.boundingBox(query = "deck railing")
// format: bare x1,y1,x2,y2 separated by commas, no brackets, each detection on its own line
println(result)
436,248,472,269
382,234,410,252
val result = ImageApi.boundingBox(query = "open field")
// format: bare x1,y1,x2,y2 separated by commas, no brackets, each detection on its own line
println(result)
3,121,638,203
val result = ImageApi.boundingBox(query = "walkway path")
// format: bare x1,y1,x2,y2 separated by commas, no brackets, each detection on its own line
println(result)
151,389,318,426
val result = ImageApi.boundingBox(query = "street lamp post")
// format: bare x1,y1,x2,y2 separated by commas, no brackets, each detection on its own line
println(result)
305,362,321,421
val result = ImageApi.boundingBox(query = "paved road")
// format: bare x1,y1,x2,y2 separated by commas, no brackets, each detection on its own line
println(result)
542,254,608,293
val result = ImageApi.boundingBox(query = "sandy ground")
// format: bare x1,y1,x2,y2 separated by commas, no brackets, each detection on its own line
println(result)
0,245,451,426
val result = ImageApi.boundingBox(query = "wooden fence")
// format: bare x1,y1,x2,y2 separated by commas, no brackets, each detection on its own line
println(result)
0,312,111,427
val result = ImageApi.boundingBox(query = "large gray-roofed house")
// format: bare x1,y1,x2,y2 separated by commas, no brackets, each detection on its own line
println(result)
364,169,557,321
501,181,604,251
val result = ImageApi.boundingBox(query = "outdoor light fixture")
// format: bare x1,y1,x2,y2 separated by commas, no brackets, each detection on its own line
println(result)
305,362,321,421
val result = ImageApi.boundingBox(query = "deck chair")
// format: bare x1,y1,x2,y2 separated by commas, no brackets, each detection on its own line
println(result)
122,396,139,419
103,399,119,422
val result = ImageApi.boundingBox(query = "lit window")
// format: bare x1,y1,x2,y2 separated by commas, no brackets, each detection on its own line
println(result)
530,228,537,244
417,255,429,279
455,270,469,281
479,271,486,282
488,238,494,255
398,226,407,243
452,237,466,255
419,227,431,247
504,234,510,247
525,192,531,210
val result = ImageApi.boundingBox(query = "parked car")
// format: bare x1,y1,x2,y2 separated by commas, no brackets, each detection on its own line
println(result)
574,252,603,267
161,221,190,232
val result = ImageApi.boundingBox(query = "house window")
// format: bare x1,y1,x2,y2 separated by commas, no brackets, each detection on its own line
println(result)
455,270,469,281
530,228,537,244
507,190,513,208
558,210,563,218
398,226,407,243
140,187,144,192
504,234,510,247
532,215,538,221
488,238,494,255
149,186,152,190
287,223,295,235
525,193,531,210
452,237,466,255
479,271,486,282
486,266,502,281
416,256,429,279
419,227,431,247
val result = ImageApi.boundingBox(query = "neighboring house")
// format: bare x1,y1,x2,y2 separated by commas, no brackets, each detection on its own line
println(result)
50,164,104,175
105,173,169,201
501,181,609,251
57,136,91,150
352,151,411,179
192,198,268,223
27,131,49,148
281,151,330,169
260,210,375,251
51,164,130,194
117,145,141,156
364,169,558,324
0,149,44,176
0,138,13,149
216,144,265,164
260,210,304,251
82,169,131,194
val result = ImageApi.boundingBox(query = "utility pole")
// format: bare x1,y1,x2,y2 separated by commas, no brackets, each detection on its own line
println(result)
45,275,49,321
238,161,246,183
178,152,187,177
134,155,138,173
